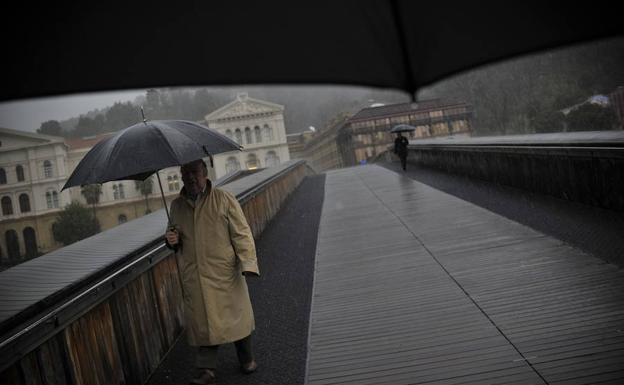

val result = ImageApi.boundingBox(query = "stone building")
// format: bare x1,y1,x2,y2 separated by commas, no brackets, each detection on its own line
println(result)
338,99,473,166
203,93,290,178
0,129,187,263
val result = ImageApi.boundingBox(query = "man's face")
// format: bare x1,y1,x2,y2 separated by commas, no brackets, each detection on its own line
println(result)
181,160,207,196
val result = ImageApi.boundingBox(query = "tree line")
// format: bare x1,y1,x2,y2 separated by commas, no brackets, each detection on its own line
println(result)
419,37,623,135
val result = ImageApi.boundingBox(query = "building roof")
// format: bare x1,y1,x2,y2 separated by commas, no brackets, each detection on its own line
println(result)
65,132,116,150
349,99,469,121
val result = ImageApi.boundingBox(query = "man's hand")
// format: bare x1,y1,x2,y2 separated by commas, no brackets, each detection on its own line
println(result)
165,229,179,245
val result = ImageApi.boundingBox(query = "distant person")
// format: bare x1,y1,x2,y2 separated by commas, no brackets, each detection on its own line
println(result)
165,159,259,385
394,132,409,171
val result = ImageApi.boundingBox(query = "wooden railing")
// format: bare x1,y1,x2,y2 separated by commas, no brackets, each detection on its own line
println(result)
0,160,311,385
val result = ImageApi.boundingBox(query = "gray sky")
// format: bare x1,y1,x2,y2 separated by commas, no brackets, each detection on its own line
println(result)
0,89,146,132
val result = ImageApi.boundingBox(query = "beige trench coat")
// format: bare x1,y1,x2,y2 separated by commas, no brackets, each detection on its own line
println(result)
169,181,259,346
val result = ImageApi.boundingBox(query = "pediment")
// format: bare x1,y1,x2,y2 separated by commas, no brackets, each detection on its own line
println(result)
0,127,62,150
205,95,284,122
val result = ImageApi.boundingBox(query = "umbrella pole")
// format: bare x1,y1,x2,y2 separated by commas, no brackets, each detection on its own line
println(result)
156,171,172,226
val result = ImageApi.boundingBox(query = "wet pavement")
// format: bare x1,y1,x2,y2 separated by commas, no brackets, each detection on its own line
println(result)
146,174,325,385
379,161,624,268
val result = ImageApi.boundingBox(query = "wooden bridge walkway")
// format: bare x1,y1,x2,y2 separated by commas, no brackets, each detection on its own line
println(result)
306,165,624,385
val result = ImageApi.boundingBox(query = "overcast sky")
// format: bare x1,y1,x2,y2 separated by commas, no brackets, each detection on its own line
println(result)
0,89,146,132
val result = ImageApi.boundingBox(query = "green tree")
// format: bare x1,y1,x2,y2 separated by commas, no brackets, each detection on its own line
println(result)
73,115,102,137
105,102,140,131
81,184,102,228
566,104,618,132
37,120,63,136
135,177,154,214
52,201,100,246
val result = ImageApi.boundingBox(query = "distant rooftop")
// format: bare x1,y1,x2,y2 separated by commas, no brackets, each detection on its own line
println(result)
65,132,116,150
349,99,469,121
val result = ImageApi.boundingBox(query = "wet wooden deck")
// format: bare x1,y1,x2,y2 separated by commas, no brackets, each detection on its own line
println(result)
306,165,624,385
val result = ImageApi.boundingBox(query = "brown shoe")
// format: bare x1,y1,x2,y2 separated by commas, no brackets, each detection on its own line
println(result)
189,369,216,385
241,360,258,374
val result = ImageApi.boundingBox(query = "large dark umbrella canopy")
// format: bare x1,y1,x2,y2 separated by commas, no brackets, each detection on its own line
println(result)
62,120,242,190
2,1,622,102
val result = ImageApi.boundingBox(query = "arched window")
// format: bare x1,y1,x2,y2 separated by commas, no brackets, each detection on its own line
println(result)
23,227,37,258
225,156,241,174
235,129,243,144
19,194,30,213
245,127,252,144
52,191,59,208
265,151,280,167
254,126,262,143
0,168,6,184
1,196,13,215
5,230,20,260
246,153,259,170
43,160,53,178
225,129,233,139
118,214,128,224
263,124,274,142
16,165,25,182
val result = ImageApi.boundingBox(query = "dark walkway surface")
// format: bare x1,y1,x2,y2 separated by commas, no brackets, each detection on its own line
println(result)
379,161,624,268
146,174,325,385
306,165,624,384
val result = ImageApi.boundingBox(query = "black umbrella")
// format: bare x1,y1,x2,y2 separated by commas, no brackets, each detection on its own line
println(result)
62,118,242,223
390,124,416,133
2,2,622,102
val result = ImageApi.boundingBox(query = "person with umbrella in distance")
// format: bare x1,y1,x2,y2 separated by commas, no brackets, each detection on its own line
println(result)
392,124,413,171
165,158,259,385
63,114,256,385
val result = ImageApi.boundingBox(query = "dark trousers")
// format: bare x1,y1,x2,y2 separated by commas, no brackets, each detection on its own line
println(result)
196,334,254,369
399,154,407,170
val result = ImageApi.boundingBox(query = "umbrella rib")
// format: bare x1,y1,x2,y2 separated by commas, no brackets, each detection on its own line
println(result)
152,123,183,164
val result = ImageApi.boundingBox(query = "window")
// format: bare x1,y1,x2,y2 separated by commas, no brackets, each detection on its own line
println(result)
19,194,30,213
118,184,125,199
43,160,53,178
0,168,6,184
265,151,280,167
225,129,233,139
1,196,13,215
168,174,180,192
254,126,262,143
113,185,119,200
235,129,243,144
46,191,53,208
226,157,241,174
246,153,259,170
245,127,252,144
263,125,273,142
118,214,128,224
52,191,59,208
16,165,24,182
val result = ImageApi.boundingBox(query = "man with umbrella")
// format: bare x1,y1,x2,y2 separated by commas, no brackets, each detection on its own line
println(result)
166,158,259,385
391,124,412,171
64,118,258,385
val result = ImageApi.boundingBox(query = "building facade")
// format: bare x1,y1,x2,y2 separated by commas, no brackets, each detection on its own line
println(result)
338,99,473,166
0,129,190,263
203,93,290,178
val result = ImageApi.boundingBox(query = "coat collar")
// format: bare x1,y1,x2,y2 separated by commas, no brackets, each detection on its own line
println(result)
180,178,213,208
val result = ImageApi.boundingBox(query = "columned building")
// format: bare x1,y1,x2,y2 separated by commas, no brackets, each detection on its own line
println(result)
0,127,71,261
203,93,290,178
0,129,188,263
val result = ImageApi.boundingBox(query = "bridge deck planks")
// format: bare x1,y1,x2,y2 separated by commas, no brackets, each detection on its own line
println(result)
306,165,624,385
